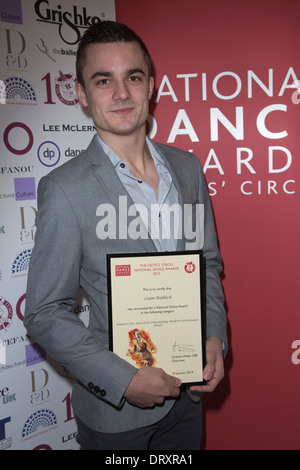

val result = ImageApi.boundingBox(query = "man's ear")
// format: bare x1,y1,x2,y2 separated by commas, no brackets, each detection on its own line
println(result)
149,76,154,100
75,82,88,107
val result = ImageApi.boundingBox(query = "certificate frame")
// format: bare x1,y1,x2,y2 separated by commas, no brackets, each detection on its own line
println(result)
107,250,206,386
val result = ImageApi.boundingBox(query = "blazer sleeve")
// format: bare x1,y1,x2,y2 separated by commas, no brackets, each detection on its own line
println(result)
196,157,228,354
24,175,137,407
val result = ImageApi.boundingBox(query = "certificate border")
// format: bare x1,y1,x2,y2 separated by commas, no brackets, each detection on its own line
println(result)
107,250,206,386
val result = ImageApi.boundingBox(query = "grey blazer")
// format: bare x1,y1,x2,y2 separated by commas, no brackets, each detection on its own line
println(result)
24,135,227,433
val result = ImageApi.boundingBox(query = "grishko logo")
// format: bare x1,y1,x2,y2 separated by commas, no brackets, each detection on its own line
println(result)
34,0,102,45
95,197,204,250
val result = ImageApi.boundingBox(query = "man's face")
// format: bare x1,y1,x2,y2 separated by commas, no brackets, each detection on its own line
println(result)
76,41,154,143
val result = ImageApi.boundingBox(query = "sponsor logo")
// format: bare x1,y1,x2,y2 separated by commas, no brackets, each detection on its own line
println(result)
3,122,34,155
0,0,23,25
30,368,50,406
0,296,13,332
184,261,196,273
34,0,101,45
4,28,27,71
19,205,37,244
16,293,26,321
21,409,57,440
0,417,12,450
0,337,27,373
37,141,60,167
1,386,16,405
115,265,131,277
0,192,14,200
55,70,78,106
26,343,46,367
36,38,56,62
11,249,32,277
0,77,37,105
14,177,36,201
0,166,34,174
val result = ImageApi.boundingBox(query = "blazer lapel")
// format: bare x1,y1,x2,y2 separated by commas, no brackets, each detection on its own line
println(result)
151,141,188,252
85,135,192,253
86,135,157,252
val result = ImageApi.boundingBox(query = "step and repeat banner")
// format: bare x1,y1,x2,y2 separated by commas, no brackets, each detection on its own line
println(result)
115,0,300,450
0,0,115,450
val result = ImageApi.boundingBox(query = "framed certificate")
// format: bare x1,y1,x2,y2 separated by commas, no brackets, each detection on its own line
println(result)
107,251,206,385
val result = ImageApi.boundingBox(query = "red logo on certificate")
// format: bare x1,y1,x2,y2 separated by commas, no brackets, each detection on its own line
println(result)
184,262,195,274
115,265,131,276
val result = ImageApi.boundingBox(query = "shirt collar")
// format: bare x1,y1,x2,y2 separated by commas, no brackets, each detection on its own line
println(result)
96,134,166,170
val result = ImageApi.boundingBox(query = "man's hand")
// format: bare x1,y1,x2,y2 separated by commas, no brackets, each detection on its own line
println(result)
189,337,224,394
124,367,182,408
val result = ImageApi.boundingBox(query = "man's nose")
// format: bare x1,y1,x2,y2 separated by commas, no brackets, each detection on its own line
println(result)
113,80,130,100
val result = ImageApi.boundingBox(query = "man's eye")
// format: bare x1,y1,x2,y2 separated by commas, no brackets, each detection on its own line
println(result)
97,79,110,85
129,76,141,82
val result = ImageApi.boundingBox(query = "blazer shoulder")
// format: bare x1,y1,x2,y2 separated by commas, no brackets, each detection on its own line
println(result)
152,141,203,178
152,141,200,164
41,134,100,184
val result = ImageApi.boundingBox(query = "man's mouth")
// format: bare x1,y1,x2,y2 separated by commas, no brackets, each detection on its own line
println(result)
111,107,134,115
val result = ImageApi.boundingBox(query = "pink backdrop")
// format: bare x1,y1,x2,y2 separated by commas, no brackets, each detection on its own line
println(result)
116,0,300,450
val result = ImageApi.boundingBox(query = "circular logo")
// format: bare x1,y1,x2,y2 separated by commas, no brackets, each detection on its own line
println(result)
55,71,78,106
3,122,34,155
16,293,26,322
0,296,13,331
184,261,196,274
38,141,60,167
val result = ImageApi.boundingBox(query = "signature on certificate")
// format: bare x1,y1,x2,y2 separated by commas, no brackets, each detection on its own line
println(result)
172,341,195,352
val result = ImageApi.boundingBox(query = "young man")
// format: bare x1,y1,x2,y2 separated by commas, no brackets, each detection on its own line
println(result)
24,21,227,450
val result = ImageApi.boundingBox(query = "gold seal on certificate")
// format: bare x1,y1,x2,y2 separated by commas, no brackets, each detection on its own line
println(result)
107,251,206,385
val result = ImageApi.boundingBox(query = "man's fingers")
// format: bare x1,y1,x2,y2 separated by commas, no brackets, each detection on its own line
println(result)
165,373,182,389
155,371,182,399
124,368,182,408
203,367,214,381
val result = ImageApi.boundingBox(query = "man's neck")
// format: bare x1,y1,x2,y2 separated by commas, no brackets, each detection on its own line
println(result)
98,128,159,197
97,128,149,169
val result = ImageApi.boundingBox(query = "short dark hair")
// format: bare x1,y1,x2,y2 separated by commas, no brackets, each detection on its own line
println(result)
76,21,152,86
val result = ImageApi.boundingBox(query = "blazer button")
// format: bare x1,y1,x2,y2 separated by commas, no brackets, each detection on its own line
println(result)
88,382,94,390
100,389,106,397
94,386,100,394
